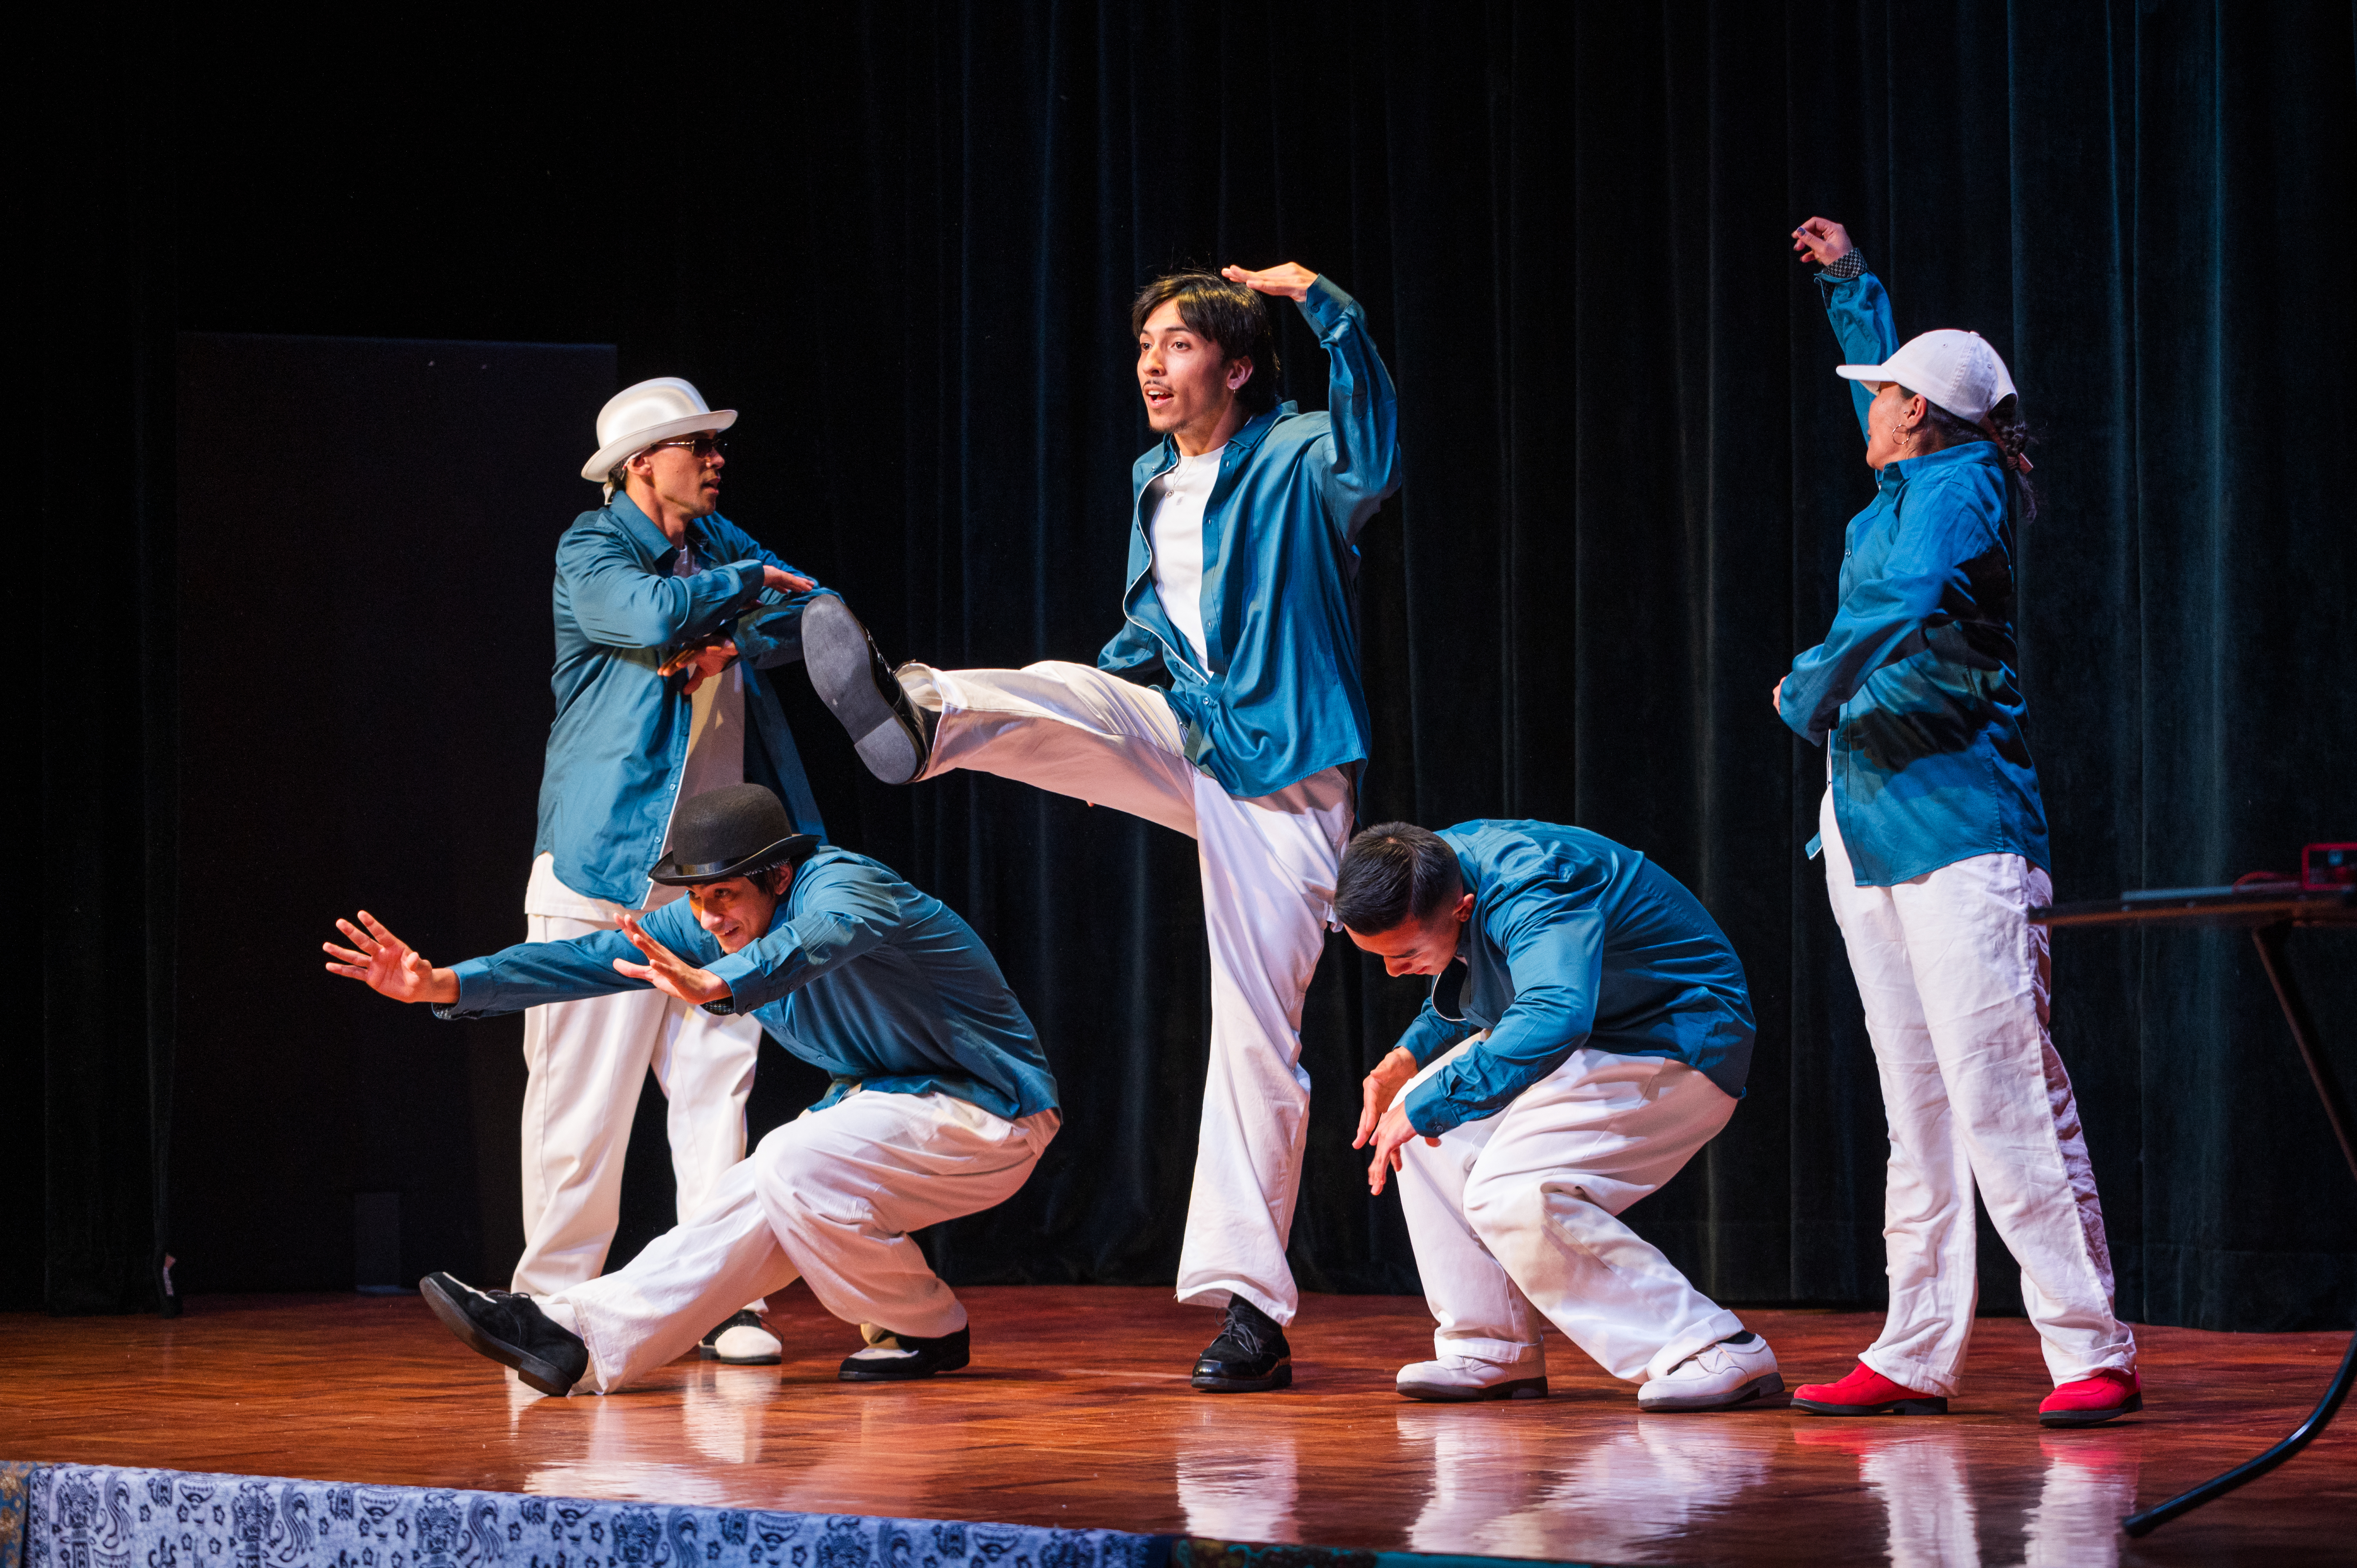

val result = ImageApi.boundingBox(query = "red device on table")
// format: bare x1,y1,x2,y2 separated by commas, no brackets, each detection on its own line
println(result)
2306,843,2357,890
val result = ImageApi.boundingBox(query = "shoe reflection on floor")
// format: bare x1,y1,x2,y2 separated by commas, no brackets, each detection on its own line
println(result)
1174,1417,1299,1543
513,1363,785,1505
1791,1423,2143,1568
1395,1405,1780,1563
2021,1431,2141,1568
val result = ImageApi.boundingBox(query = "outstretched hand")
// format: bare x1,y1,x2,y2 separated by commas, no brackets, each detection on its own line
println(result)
1790,217,1854,268
613,913,731,1007
1222,262,1319,302
323,911,459,1004
1352,1047,1436,1197
762,564,817,595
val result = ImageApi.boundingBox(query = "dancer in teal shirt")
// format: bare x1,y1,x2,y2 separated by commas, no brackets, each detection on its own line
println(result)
1780,217,2139,1429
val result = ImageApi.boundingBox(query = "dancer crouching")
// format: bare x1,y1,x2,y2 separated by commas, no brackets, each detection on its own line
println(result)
1341,820,1777,1411
1780,217,2137,1426
322,784,1058,1394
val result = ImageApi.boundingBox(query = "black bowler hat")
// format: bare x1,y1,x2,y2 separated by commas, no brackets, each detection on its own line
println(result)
648,784,819,886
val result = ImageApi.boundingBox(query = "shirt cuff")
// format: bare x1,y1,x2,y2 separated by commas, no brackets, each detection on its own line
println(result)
1820,251,1868,280
432,958,496,1019
1297,274,1356,337
702,950,759,1014
1402,1076,1458,1138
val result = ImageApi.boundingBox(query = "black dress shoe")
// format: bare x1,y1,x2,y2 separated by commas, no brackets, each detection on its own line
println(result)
839,1324,970,1382
419,1272,588,1396
803,596,932,785
1192,1297,1292,1392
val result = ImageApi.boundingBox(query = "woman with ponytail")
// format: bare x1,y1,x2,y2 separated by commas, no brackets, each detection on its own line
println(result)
1775,217,2140,1427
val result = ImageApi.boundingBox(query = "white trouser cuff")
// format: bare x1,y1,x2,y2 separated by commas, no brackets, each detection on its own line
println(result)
1859,1346,1958,1400
1429,1336,1545,1374
1176,1280,1294,1326
1642,1310,1749,1383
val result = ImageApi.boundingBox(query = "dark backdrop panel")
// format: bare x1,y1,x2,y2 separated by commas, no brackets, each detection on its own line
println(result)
172,335,617,1292
23,1,2357,1327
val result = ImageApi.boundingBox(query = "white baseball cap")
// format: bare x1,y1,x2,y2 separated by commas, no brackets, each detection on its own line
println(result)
1836,330,2017,424
580,377,738,482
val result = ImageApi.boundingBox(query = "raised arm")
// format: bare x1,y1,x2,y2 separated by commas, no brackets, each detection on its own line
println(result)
1224,263,1401,541
1792,217,1897,439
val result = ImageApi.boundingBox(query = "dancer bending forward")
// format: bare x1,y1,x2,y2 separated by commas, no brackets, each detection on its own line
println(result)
323,784,1058,1394
1780,216,2137,1426
1342,820,1777,1412
804,261,1398,1391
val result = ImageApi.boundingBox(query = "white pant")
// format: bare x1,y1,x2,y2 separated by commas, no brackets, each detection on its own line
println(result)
512,910,764,1295
906,660,1352,1324
1396,1037,1745,1383
543,1089,1058,1392
1820,789,2135,1394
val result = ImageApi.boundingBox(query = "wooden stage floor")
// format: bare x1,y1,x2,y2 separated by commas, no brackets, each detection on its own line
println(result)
3,1288,2352,1567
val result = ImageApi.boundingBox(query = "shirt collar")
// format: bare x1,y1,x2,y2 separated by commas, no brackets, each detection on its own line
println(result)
1153,401,1295,469
604,491,679,562
1880,440,2002,487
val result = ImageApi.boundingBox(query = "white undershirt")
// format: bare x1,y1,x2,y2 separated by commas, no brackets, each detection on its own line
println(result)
1145,445,1224,673
524,544,747,919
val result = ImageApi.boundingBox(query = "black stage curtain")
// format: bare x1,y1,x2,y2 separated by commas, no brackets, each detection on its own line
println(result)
17,2,2354,1330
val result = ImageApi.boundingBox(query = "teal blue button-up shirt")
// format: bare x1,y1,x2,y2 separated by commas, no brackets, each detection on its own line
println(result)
1778,271,2051,887
1393,821,1755,1137
1098,276,1401,799
440,847,1058,1123
535,494,828,907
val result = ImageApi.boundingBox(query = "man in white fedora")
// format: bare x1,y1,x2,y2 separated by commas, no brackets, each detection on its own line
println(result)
514,376,828,1364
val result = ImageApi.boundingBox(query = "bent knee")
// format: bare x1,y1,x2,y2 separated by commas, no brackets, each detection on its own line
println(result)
754,1130,866,1221
1462,1172,1559,1244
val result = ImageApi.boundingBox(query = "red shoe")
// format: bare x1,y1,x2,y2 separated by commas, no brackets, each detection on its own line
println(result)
1792,1360,1949,1416
2038,1368,2141,1428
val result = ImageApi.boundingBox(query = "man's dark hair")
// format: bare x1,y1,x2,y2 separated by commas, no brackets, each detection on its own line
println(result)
1130,270,1282,416
1334,823,1462,934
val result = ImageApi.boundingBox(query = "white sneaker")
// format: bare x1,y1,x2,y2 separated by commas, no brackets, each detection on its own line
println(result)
1396,1358,1549,1403
701,1309,783,1365
1637,1332,1781,1411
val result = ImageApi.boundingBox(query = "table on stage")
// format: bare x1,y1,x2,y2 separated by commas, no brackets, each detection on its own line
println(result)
2031,879,2357,1537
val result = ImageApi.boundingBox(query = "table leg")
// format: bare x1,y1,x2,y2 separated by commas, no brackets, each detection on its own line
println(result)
2250,922,2357,1182
2122,922,2357,1536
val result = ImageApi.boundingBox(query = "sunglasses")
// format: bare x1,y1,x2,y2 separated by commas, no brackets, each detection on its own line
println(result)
646,433,728,460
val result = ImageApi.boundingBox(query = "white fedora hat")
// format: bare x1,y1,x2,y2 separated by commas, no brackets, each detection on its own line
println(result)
1836,329,2017,424
581,377,739,483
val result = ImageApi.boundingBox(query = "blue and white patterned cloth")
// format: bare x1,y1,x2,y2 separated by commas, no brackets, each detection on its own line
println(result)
17,1465,1166,1568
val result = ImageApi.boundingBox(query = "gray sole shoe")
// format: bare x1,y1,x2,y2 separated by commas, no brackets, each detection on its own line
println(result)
1397,1374,1550,1403
802,596,927,785
1640,1371,1784,1413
